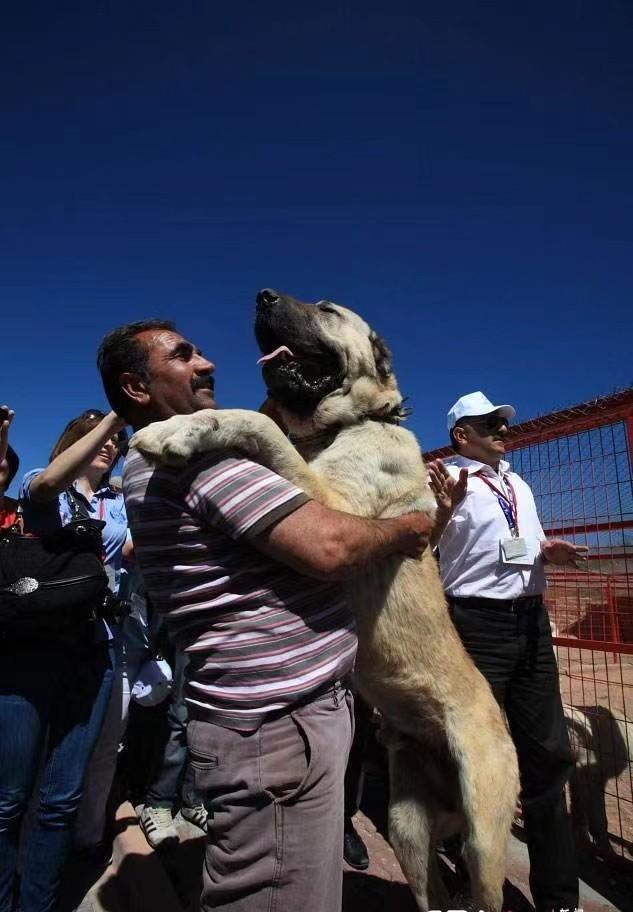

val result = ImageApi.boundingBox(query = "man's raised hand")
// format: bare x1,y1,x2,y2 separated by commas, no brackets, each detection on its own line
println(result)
427,459,468,513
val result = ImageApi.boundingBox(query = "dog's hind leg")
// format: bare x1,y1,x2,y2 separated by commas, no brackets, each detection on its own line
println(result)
387,744,450,912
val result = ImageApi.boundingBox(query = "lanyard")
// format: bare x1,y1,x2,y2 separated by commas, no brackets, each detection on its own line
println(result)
476,472,519,537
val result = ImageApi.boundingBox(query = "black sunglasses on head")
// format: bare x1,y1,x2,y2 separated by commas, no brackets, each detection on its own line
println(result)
64,411,128,452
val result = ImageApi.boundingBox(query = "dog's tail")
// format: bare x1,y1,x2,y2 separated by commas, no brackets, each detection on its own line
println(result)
447,702,520,912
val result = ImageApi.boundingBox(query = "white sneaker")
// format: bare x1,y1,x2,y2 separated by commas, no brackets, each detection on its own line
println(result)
139,806,179,848
180,803,208,832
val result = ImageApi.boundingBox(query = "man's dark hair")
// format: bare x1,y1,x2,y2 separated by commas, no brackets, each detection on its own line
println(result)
97,319,177,421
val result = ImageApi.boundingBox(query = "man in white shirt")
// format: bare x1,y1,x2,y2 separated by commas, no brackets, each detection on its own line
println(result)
428,391,587,912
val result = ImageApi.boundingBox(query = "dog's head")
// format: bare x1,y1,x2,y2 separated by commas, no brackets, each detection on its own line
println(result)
255,288,404,432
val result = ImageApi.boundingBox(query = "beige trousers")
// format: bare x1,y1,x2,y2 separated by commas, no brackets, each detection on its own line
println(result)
188,685,354,912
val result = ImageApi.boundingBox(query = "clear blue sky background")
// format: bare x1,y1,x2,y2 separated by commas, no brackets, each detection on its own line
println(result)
2,1,632,493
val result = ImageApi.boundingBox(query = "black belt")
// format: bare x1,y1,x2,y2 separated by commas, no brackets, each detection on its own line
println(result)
448,595,543,614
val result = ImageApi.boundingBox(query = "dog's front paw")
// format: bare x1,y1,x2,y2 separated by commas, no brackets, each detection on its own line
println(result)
130,412,219,466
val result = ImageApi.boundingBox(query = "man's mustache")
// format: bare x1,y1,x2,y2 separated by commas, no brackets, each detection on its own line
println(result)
192,376,215,393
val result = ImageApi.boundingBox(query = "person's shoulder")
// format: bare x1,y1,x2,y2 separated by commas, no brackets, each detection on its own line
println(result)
123,450,239,503
509,471,534,491
179,452,262,483
505,467,535,495
121,449,178,497
179,454,306,524
122,450,144,485
19,467,45,500
441,456,465,479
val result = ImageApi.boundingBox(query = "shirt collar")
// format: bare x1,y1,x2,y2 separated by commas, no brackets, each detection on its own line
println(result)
68,482,116,506
443,454,511,477
94,484,117,499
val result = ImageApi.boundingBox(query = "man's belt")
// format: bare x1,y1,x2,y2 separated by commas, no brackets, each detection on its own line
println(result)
298,675,352,707
448,594,544,614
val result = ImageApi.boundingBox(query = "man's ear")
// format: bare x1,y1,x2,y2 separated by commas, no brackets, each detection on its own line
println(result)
119,372,150,408
452,424,469,449
370,331,393,380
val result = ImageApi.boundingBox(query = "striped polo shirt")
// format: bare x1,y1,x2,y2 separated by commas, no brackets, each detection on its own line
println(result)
123,448,357,731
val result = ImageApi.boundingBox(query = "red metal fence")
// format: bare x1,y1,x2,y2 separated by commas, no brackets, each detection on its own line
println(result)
426,389,633,866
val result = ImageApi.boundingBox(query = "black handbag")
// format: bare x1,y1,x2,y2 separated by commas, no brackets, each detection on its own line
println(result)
0,488,109,639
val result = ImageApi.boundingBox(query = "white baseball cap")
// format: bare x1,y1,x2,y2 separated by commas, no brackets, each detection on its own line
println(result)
447,391,516,431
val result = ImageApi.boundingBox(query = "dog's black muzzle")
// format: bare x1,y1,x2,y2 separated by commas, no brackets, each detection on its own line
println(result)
255,288,343,415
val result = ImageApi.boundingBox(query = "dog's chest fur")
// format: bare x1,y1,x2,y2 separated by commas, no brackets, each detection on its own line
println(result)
295,420,436,520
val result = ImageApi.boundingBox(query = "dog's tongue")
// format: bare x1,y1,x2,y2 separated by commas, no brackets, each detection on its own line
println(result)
257,345,295,365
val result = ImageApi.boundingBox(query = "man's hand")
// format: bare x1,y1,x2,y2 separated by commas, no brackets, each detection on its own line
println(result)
0,405,15,492
541,539,589,567
395,511,435,559
427,460,468,513
426,460,468,547
108,411,128,435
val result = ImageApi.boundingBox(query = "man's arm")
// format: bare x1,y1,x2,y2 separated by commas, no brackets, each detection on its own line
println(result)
526,485,589,566
252,499,434,581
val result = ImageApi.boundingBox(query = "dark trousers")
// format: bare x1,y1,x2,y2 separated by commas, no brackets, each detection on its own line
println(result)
145,650,196,809
449,597,578,912
343,691,373,823
0,642,113,912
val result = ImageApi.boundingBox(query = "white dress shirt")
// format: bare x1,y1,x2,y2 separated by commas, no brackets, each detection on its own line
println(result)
438,455,547,599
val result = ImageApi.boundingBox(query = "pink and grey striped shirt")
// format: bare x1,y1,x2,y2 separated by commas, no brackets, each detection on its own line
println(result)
123,448,357,730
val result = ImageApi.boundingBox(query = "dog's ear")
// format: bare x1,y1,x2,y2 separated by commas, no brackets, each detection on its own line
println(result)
370,331,393,380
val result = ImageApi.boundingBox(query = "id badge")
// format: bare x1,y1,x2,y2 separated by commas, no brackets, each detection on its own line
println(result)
502,537,528,561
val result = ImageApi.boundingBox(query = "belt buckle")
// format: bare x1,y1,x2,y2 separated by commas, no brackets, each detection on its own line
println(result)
509,598,520,614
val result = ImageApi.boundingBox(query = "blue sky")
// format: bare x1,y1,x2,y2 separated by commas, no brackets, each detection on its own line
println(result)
2,1,632,493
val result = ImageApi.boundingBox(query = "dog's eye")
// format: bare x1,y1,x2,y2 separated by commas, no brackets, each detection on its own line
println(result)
319,303,338,315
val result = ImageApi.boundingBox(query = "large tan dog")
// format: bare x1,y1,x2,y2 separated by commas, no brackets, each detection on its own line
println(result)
132,289,520,911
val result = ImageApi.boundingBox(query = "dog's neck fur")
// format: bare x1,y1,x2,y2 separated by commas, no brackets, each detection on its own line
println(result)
278,375,406,461
288,427,339,461
279,408,337,459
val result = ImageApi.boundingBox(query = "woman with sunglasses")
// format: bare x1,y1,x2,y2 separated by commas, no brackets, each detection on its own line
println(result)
0,409,127,912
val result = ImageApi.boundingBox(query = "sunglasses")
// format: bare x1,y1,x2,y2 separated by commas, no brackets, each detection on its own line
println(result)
465,414,509,434
65,412,128,450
